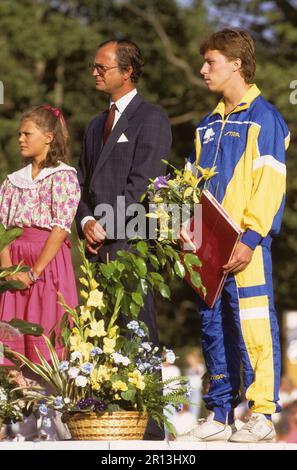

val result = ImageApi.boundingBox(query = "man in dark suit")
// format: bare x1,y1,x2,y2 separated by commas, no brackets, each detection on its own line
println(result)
76,39,172,440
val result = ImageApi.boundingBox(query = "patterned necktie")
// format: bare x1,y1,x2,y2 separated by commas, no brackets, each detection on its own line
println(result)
103,103,116,144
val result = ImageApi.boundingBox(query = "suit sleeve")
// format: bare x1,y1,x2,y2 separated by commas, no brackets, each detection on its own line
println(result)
75,125,94,238
241,112,289,250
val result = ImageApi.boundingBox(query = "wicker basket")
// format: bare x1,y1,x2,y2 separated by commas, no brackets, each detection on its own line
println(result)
63,411,148,440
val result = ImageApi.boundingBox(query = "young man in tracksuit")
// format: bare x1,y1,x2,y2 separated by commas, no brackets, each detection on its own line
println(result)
180,29,290,442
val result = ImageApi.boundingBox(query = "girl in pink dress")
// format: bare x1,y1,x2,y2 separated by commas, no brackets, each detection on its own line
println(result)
0,105,80,366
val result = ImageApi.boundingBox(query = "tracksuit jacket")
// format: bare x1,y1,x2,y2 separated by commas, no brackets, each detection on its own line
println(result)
186,84,290,417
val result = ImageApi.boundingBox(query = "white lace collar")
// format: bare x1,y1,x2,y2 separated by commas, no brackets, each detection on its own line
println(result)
8,162,77,189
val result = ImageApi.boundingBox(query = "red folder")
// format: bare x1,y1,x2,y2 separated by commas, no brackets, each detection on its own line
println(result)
183,189,243,308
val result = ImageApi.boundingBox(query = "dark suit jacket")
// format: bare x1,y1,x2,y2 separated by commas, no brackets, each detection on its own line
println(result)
76,93,172,262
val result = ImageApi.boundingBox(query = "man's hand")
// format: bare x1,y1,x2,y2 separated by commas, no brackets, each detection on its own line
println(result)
223,241,254,274
83,220,106,254
179,226,196,252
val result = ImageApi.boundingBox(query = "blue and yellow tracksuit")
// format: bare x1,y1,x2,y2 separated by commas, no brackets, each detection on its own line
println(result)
187,84,290,419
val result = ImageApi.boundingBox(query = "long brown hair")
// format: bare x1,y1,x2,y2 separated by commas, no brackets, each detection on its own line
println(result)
20,105,70,168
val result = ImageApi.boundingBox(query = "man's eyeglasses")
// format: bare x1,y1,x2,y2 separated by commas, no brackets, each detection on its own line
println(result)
89,63,119,75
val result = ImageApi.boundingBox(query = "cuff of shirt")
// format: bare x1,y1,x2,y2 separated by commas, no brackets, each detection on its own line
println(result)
81,216,95,232
241,229,263,250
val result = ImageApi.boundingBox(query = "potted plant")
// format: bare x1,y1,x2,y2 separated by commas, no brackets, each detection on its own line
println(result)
7,163,216,440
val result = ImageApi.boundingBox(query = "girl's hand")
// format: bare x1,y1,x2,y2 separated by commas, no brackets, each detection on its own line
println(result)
7,272,33,289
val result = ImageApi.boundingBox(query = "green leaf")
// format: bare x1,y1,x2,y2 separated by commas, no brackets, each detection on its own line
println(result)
99,263,115,279
148,254,160,270
150,272,164,283
8,319,43,336
132,292,144,307
130,302,141,317
140,279,148,295
158,283,171,299
174,260,186,278
136,241,148,256
134,257,147,277
184,253,202,268
188,271,202,289
121,388,136,402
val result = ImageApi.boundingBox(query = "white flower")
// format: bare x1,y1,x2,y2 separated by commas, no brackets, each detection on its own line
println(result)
70,351,83,362
165,349,176,364
111,352,130,366
75,375,88,387
68,367,80,379
0,387,7,402
64,397,71,404
142,342,152,352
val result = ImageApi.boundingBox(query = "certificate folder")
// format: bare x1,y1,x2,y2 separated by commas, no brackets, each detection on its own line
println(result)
184,189,243,308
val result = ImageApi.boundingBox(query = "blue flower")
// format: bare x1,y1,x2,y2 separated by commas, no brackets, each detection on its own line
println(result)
90,347,103,357
54,396,64,409
39,404,48,416
154,174,170,190
136,328,145,338
80,362,94,375
127,320,139,331
59,361,69,372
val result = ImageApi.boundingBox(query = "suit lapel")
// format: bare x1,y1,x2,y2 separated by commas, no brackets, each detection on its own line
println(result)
91,111,107,172
90,94,144,184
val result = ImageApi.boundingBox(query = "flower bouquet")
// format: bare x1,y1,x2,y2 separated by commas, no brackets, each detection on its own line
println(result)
145,160,217,291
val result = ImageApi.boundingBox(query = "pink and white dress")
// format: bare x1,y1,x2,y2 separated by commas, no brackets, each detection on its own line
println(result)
0,162,81,364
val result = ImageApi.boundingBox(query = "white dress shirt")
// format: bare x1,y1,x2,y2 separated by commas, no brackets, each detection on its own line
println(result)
81,88,138,231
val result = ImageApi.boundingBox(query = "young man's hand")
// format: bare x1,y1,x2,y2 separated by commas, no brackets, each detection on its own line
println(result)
223,241,254,274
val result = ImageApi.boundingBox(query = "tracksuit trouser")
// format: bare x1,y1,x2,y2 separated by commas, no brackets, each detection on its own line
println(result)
197,244,281,420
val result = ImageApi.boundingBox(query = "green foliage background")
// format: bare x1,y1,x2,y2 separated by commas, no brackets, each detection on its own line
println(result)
1,0,296,357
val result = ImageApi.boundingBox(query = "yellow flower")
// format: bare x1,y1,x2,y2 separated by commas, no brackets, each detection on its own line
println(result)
114,393,121,400
69,334,93,361
198,165,217,181
128,370,145,390
88,319,107,338
183,187,193,199
80,290,89,300
87,289,105,309
153,196,163,203
108,325,119,339
90,278,99,290
112,381,128,392
103,337,116,354
69,334,81,351
80,306,91,323
193,190,200,204
91,364,117,383
91,381,100,391
79,277,89,288
77,342,93,361
183,170,199,188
